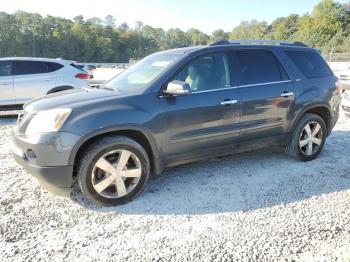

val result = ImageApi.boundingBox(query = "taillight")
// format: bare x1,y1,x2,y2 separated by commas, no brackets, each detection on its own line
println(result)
75,73,90,79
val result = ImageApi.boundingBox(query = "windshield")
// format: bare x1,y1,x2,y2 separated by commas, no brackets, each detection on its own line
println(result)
105,53,182,92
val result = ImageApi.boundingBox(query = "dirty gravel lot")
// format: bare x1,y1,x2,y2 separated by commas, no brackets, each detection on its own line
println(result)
0,111,350,262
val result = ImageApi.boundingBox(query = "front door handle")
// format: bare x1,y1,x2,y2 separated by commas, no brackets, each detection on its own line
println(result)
281,92,294,98
221,99,238,105
0,82,12,86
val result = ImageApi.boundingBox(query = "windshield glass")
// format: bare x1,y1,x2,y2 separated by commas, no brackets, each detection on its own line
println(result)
105,53,182,92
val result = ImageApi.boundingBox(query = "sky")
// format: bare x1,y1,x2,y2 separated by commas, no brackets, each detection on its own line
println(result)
1,0,349,33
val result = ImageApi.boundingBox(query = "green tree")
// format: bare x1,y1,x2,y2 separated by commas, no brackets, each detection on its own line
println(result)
0,0,348,62
186,29,209,45
230,20,269,40
210,29,229,43
270,14,299,40
166,28,190,48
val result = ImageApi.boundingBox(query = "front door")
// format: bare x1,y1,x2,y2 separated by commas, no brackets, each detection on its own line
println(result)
159,52,241,164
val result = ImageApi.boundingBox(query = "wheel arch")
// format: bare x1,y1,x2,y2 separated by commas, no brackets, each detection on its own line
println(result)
290,104,331,136
69,127,160,176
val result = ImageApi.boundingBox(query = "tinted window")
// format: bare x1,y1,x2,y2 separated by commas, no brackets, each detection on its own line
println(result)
174,53,230,92
286,50,332,78
14,61,48,75
235,50,283,85
0,61,12,76
47,62,63,72
71,63,85,71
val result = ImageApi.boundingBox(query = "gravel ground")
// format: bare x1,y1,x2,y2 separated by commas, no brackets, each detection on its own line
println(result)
1,111,350,262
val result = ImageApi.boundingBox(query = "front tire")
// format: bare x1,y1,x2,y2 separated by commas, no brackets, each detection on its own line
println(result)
77,136,150,206
286,113,327,162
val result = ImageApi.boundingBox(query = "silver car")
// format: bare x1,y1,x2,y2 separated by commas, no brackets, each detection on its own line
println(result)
0,57,90,109
339,68,350,91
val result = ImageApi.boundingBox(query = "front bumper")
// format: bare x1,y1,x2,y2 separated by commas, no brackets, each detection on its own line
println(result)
11,131,81,197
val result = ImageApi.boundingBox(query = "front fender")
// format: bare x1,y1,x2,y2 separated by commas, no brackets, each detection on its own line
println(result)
67,124,160,167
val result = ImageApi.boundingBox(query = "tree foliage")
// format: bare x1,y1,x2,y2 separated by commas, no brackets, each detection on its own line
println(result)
0,0,348,62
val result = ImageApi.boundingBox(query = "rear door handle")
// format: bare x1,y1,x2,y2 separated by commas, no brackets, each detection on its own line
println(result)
44,78,52,82
221,99,238,105
281,92,294,98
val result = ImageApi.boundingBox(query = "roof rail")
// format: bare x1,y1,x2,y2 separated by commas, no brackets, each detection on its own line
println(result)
210,40,308,47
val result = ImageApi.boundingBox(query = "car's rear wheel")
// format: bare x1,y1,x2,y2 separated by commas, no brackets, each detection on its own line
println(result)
77,136,150,206
286,113,327,161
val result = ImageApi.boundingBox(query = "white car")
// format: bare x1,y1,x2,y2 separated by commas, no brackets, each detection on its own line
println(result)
74,64,97,78
0,57,90,110
339,68,350,91
342,91,350,117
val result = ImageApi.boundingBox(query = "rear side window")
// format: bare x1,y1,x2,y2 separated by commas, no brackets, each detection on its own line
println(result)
14,61,48,75
46,62,63,72
286,50,332,78
234,50,285,85
0,61,12,76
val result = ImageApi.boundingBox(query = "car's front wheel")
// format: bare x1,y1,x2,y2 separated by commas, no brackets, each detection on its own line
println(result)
77,136,150,206
286,113,327,161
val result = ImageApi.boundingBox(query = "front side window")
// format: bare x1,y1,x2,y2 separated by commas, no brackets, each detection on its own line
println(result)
235,50,283,85
105,53,182,92
173,53,230,92
14,61,48,75
0,61,12,77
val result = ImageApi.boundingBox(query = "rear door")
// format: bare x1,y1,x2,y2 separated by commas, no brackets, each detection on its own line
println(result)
233,49,295,140
13,60,56,104
0,61,15,105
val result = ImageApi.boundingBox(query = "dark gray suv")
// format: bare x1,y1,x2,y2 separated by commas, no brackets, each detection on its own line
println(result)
12,40,341,206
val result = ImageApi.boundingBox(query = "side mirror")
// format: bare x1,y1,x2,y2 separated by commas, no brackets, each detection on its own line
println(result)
163,80,191,96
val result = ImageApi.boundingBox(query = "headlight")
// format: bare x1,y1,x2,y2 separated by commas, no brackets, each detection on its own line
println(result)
25,108,72,136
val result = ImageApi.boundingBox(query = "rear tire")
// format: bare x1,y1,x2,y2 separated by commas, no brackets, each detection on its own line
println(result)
77,136,150,206
286,113,327,162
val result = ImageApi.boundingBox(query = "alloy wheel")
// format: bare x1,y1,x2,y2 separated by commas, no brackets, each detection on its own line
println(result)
91,150,142,198
299,121,323,156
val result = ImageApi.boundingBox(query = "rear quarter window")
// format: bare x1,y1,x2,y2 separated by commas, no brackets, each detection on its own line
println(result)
46,62,64,72
286,50,332,79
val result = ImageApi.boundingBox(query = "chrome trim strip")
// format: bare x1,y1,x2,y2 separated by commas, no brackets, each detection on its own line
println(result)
171,129,240,143
236,80,292,89
160,80,293,97
241,121,284,132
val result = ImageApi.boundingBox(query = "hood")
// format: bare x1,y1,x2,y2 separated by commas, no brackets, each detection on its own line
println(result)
24,87,121,114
